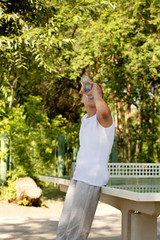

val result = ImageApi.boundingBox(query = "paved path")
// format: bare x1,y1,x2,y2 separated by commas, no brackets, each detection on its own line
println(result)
0,200,160,240
0,200,121,240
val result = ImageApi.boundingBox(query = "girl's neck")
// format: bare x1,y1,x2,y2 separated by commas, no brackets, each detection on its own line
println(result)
86,108,96,118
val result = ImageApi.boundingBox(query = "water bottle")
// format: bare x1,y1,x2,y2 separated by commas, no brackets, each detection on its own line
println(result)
81,75,93,99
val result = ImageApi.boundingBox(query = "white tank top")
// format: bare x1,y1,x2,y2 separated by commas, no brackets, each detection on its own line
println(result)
73,113,115,187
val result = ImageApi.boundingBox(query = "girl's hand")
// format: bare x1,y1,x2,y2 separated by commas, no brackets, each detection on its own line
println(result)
85,82,102,99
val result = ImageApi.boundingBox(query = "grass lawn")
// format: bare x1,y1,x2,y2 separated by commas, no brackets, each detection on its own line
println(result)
41,182,66,201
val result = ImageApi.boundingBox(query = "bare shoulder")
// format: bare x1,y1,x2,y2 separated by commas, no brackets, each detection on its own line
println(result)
97,114,113,128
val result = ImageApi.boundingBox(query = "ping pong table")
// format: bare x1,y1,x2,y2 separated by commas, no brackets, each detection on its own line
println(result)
101,177,160,240
40,175,160,240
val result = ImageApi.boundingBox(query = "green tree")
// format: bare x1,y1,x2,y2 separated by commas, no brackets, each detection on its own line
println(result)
0,0,159,168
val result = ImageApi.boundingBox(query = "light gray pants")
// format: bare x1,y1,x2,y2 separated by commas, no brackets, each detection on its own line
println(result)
56,179,101,240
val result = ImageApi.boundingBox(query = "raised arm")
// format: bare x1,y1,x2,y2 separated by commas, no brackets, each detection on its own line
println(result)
87,83,113,128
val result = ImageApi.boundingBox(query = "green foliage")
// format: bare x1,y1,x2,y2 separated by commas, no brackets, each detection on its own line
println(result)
0,88,79,180
0,0,159,168
23,95,49,127
17,199,30,206
0,178,17,202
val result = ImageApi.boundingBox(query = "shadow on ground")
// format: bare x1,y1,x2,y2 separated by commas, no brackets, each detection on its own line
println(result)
0,218,57,240
0,214,121,240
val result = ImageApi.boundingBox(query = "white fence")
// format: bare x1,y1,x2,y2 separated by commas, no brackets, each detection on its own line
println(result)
108,163,160,178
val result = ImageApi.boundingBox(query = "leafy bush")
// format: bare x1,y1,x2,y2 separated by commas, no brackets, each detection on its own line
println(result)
0,94,80,182
0,178,17,202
